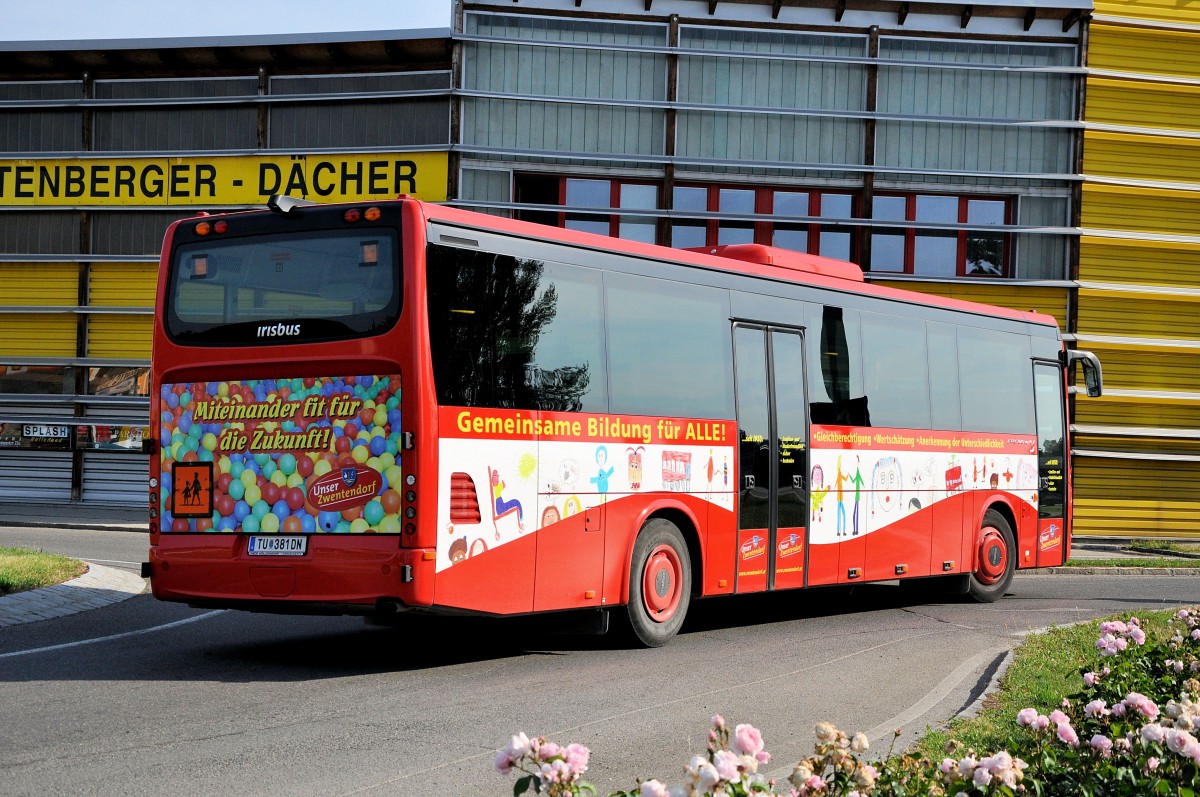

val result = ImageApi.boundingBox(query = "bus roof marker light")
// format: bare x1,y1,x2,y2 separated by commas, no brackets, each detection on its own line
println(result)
195,222,211,236
214,221,228,234
344,208,362,223
364,207,382,222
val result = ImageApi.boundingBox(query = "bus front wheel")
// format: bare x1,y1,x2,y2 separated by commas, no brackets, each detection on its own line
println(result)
968,509,1015,603
626,518,692,647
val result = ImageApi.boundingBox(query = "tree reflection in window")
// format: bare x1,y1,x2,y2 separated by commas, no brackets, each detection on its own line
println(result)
426,244,601,412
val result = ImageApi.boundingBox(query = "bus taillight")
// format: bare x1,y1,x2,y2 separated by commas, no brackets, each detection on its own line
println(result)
450,472,481,524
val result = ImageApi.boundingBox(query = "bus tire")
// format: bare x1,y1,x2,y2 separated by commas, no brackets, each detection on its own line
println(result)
626,518,692,647
968,509,1015,603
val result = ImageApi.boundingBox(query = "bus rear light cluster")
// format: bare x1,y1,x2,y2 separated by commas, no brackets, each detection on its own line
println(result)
343,207,382,223
194,220,229,236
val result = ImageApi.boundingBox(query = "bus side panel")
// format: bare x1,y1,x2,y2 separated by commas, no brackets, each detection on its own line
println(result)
433,533,537,615
930,494,967,574
534,508,603,612
806,542,840,586
864,506,933,580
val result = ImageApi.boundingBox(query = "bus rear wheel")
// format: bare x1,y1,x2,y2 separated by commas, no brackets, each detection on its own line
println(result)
968,509,1015,603
626,518,692,647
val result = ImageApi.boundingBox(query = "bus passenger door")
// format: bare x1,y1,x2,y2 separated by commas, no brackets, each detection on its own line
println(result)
733,324,809,593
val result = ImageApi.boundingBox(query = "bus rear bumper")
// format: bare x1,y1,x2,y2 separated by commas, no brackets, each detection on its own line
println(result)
147,534,436,614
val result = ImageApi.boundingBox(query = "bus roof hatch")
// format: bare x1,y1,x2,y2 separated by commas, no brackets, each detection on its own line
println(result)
690,244,864,282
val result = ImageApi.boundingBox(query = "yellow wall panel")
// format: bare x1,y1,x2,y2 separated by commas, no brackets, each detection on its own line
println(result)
1086,78,1200,133
1075,434,1200,458
0,263,78,306
1081,345,1200,393
87,315,151,359
1079,236,1200,288
89,262,157,307
871,281,1068,329
0,315,76,356
1074,456,1200,538
1074,396,1200,429
1076,291,1200,339
1094,4,1200,34
1081,183,1200,235
1084,129,1200,181
1076,455,1200,502
1088,22,1200,81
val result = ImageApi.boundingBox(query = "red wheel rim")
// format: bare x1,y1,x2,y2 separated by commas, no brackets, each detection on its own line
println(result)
641,543,683,622
976,527,1008,585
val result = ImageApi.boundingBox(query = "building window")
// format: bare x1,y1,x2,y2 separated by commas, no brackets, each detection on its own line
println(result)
513,175,1010,277
869,193,1012,277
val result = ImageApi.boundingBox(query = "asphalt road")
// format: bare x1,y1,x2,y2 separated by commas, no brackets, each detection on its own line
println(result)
3,527,1199,797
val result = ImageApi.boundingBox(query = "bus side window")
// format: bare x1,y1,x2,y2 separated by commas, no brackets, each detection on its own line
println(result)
808,306,867,426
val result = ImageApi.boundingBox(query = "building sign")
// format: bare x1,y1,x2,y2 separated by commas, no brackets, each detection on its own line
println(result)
0,152,448,206
0,422,73,451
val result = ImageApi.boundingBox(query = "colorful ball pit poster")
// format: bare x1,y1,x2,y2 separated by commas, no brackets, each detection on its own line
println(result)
158,374,404,534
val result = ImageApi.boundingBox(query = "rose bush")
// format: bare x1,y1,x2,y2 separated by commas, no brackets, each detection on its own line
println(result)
496,608,1200,797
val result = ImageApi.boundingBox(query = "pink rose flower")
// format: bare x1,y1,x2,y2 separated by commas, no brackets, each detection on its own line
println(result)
1090,735,1113,756
1141,724,1167,745
973,767,993,788
1017,708,1038,727
714,750,741,781
504,732,532,760
1125,693,1160,720
1057,723,1080,748
1049,710,1070,727
537,741,561,761
733,724,765,758
1085,700,1109,718
639,780,669,797
564,743,589,775
1166,730,1197,756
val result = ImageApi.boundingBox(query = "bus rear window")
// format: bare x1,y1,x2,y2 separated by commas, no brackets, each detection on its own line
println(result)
166,229,400,345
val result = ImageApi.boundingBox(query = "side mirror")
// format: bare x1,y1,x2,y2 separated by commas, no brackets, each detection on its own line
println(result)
1066,349,1103,398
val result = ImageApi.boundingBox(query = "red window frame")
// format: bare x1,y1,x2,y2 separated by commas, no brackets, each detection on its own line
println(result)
869,193,1013,278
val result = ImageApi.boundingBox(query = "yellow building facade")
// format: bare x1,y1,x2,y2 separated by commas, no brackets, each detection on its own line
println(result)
1071,3,1200,536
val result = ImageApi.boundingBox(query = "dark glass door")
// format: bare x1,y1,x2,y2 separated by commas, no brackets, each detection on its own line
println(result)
734,324,809,592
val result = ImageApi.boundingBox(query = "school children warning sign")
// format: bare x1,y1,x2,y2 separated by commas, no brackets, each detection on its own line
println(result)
172,462,214,518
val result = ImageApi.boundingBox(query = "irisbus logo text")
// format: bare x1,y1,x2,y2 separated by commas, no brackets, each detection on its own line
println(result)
257,322,300,338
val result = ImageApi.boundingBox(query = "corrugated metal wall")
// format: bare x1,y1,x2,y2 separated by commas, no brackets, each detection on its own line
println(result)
0,63,452,507
1077,7,1200,537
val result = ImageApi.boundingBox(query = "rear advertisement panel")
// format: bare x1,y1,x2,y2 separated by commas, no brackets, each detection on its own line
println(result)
157,374,403,534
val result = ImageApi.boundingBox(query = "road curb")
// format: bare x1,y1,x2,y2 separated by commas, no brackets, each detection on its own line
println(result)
0,562,147,627
1019,567,1200,576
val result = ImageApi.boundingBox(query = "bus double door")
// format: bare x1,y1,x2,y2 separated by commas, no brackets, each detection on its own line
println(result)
733,324,808,593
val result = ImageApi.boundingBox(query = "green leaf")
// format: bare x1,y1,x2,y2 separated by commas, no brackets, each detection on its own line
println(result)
514,774,535,797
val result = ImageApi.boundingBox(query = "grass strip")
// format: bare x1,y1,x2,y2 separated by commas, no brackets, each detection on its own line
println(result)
0,546,88,596
909,607,1179,761
1062,557,1200,568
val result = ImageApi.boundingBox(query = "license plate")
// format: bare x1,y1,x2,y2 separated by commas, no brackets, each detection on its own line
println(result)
247,536,308,556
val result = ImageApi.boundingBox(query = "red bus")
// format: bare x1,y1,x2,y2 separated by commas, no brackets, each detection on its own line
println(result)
147,195,1102,646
